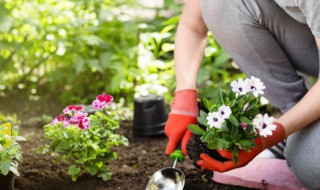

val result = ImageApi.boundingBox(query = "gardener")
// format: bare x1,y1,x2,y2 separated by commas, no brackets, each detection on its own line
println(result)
164,0,320,189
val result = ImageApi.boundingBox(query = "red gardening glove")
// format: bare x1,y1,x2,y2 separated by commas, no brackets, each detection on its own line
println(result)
165,89,199,156
197,122,285,172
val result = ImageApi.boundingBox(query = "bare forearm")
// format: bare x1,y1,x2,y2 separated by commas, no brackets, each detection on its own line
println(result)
277,80,320,136
277,38,320,136
174,0,208,91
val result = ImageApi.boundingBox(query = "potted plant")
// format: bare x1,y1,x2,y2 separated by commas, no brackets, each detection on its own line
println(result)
0,122,25,190
187,77,277,165
40,93,129,181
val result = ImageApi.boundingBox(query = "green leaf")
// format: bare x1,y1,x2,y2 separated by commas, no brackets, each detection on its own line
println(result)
63,131,72,139
229,115,239,126
98,171,112,181
120,136,129,146
68,165,81,181
231,126,239,139
90,143,99,150
232,154,239,165
232,146,239,165
216,142,223,150
86,165,99,175
239,117,252,125
217,138,231,148
201,131,214,143
200,110,207,117
55,141,70,152
203,98,213,111
222,132,231,141
162,43,174,52
0,160,11,175
221,123,230,132
229,99,236,107
214,52,231,68
239,140,253,147
188,124,205,135
207,141,217,149
197,115,207,126
197,68,210,85
9,166,19,176
217,88,224,105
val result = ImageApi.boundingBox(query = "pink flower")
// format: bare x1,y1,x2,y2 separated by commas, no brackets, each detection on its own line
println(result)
240,122,248,130
69,112,88,124
92,93,113,109
67,112,90,130
77,117,90,130
51,115,70,127
63,105,83,115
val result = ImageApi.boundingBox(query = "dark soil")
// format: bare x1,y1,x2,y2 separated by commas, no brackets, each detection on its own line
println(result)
10,121,256,190
187,134,229,167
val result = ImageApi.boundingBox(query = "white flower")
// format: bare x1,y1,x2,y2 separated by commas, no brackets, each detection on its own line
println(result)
206,112,224,129
230,78,250,95
246,76,265,97
218,105,232,120
253,114,277,137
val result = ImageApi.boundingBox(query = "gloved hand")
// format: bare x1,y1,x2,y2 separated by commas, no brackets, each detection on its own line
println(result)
197,122,285,172
165,89,199,156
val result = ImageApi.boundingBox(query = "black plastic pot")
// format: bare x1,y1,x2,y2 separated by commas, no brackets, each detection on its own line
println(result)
133,95,168,136
0,172,14,190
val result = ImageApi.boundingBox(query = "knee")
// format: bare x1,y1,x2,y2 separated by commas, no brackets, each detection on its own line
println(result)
286,156,320,190
285,129,320,190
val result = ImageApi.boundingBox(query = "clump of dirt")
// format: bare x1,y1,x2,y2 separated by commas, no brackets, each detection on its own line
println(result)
187,134,229,167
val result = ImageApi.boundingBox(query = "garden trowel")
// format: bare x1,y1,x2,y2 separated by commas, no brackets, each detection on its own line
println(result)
146,147,185,190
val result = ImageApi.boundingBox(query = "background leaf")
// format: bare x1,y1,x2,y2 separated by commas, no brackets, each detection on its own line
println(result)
188,124,205,135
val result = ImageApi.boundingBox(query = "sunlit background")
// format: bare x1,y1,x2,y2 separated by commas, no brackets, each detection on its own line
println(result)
0,0,244,121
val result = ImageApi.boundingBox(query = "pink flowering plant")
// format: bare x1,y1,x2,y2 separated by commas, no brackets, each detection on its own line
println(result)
188,76,277,164
40,93,128,181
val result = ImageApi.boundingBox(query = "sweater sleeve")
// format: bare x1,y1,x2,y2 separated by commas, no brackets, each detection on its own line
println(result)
299,1,320,37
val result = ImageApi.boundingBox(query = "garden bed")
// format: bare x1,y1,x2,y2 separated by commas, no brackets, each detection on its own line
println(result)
13,121,255,190
0,93,256,190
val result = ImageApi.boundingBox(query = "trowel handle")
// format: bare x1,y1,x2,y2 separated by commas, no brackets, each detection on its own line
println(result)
169,143,185,162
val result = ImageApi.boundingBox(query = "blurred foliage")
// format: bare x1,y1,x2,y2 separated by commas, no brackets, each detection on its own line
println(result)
0,112,20,126
136,18,245,103
0,0,244,112
0,0,140,104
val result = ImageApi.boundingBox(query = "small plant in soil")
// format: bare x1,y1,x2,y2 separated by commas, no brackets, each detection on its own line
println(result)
187,77,277,164
0,122,25,176
40,93,129,181
0,122,26,190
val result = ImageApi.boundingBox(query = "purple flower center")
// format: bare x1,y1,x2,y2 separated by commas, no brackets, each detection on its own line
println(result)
221,111,225,115
239,87,243,92
251,86,256,90
213,118,218,122
262,123,267,129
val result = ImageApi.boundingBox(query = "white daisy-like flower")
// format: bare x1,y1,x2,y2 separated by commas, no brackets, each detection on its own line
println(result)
218,105,232,120
253,114,277,137
230,78,250,95
206,112,224,129
246,76,265,97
